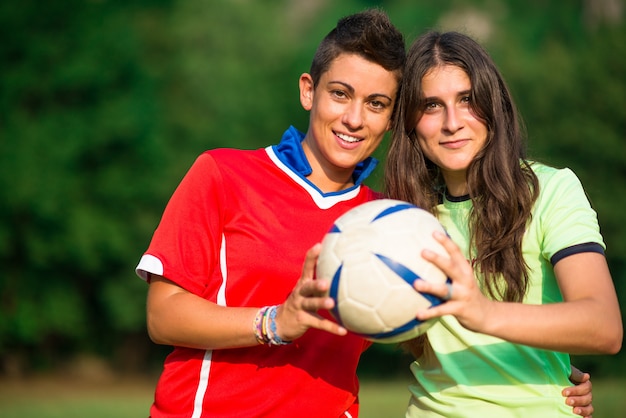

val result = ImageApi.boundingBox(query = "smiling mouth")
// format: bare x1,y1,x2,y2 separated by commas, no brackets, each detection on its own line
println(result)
441,138,469,148
336,132,363,143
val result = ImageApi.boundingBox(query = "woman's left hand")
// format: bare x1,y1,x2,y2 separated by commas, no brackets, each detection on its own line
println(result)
564,366,593,418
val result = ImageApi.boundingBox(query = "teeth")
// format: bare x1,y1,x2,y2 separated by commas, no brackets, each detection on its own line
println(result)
336,133,361,143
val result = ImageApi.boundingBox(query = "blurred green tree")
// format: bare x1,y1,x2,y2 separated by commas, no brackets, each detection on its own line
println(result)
0,0,172,369
0,0,623,377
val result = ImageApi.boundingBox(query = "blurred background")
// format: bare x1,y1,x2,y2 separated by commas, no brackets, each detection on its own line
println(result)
1,0,624,388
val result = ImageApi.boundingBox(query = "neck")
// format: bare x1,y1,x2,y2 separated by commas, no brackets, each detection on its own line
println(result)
301,139,355,193
442,173,468,197
308,170,355,193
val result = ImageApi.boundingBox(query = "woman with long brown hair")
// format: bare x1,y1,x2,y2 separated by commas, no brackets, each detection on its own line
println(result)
385,30,622,417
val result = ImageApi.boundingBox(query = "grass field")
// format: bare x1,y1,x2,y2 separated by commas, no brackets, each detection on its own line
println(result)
1,375,624,417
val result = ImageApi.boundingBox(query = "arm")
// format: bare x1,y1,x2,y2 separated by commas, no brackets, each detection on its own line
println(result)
146,244,346,350
414,231,622,354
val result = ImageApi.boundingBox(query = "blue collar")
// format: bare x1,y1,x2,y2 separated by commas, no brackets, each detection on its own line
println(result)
271,126,378,187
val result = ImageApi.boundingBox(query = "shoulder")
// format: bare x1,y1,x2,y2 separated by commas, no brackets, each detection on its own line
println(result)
529,161,588,207
188,147,268,174
175,148,269,192
528,162,603,249
530,161,575,180
201,147,265,163
529,162,584,194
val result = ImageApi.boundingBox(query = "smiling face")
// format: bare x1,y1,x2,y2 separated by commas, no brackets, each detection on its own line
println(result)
299,53,399,192
415,65,489,196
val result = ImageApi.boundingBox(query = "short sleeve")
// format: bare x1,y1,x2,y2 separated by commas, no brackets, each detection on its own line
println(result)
536,167,605,261
135,152,224,296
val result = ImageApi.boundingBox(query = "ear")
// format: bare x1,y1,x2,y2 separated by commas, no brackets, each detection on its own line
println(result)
299,73,314,111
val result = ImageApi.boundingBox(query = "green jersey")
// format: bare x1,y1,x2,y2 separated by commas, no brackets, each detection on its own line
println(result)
406,163,605,418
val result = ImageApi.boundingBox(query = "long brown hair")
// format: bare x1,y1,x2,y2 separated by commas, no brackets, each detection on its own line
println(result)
385,31,539,337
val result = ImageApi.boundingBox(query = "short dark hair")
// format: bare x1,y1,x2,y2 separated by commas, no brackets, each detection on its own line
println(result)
309,9,406,86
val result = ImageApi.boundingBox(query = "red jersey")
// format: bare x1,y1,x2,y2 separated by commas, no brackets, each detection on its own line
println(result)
136,127,378,417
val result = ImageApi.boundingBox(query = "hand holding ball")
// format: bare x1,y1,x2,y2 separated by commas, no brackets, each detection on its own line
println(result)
316,199,449,343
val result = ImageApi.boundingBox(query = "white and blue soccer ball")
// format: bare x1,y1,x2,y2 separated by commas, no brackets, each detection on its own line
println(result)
316,199,449,343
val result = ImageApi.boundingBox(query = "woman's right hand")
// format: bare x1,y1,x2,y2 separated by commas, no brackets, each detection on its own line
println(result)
274,243,348,342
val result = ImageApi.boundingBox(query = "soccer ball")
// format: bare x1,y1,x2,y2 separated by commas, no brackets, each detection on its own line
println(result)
316,199,449,343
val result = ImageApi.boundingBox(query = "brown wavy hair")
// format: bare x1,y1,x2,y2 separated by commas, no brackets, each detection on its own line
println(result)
384,31,539,354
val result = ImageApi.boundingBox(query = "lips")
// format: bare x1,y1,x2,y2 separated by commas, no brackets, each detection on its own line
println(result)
441,139,469,149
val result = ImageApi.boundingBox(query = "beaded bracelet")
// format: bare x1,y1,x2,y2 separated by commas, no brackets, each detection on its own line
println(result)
266,305,292,346
253,306,270,345
262,306,272,343
252,305,292,346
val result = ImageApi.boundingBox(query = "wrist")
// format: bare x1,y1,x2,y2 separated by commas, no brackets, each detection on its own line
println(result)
252,305,292,346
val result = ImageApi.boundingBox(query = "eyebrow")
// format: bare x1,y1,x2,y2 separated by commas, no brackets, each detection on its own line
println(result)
423,89,472,101
328,80,393,102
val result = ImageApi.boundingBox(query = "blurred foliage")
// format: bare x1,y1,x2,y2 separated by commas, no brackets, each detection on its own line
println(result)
0,0,624,376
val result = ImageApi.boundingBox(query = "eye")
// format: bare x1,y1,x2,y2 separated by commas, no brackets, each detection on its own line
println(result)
422,101,440,113
331,89,348,99
369,100,388,111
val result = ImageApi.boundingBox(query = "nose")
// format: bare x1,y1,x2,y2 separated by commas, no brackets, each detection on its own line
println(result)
443,107,464,133
342,102,364,130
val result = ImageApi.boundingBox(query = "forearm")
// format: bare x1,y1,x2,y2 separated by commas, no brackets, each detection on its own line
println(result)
144,245,347,351
478,298,622,354
147,278,260,350
420,238,622,355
